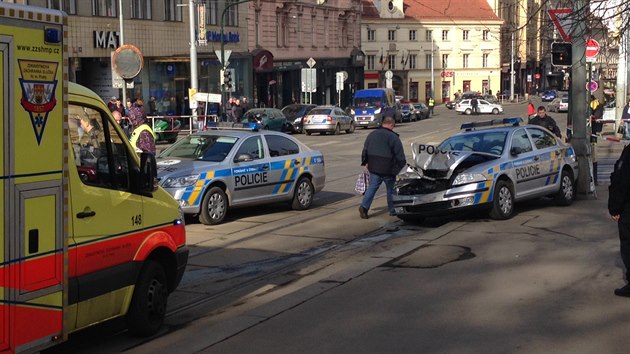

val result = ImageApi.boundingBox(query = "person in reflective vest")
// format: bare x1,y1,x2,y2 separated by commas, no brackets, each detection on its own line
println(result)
128,101,156,154
428,97,435,117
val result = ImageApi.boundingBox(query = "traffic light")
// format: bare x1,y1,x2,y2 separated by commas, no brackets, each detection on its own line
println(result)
223,68,234,92
551,42,572,66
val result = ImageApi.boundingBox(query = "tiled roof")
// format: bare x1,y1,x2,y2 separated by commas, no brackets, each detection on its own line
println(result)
363,0,502,21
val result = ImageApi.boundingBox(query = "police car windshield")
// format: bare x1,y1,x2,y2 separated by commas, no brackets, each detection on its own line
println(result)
160,135,238,162
437,131,508,155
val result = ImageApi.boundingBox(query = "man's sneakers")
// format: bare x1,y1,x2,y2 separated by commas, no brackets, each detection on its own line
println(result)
614,284,630,297
358,206,368,219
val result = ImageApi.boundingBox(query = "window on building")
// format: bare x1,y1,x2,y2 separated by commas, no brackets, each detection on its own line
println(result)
324,16,330,47
131,0,151,20
48,0,76,14
311,13,316,47
442,30,449,41
409,54,417,69
92,0,116,17
367,55,375,70
462,30,469,41
255,9,261,47
165,0,182,21
425,54,432,69
297,15,303,47
483,53,489,68
463,54,469,68
425,29,432,41
388,54,396,70
483,30,490,41
226,0,239,26
409,30,416,41
442,54,449,68
340,21,348,48
207,0,218,25
388,29,396,41
367,29,375,41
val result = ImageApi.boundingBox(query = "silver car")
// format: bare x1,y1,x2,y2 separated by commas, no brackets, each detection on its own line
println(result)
303,106,355,135
393,118,578,222
157,124,326,225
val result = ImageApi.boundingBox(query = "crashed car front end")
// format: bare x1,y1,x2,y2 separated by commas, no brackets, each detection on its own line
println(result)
393,145,500,217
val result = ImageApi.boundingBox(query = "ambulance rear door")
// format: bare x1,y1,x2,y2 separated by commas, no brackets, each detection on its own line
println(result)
1,5,67,353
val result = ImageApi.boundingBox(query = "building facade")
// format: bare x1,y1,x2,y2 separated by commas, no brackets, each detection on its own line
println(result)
12,0,363,113
361,0,503,103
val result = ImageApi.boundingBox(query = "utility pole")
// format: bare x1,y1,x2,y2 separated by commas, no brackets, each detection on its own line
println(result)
616,7,628,126
118,0,126,105
510,32,515,102
189,0,198,122
430,38,434,98
570,0,590,194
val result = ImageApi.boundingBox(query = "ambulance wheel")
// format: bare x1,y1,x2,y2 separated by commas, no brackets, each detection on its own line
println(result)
291,177,313,210
489,180,514,220
554,169,575,206
200,187,227,225
127,260,168,337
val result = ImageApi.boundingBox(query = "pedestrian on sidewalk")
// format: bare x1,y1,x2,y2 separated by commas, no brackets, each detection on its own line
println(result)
528,106,561,138
471,97,479,115
527,100,536,119
621,98,630,140
428,97,435,117
358,116,406,219
590,95,604,137
608,144,630,297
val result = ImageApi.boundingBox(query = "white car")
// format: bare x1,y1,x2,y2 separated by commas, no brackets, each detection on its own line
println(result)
455,99,504,115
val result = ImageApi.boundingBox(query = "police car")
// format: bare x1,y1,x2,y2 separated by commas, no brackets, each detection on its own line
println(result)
157,123,326,224
393,118,578,222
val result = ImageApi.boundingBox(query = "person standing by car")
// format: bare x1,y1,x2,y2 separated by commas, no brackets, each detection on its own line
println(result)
529,106,562,138
622,98,630,140
608,144,630,297
590,95,604,137
428,97,435,117
128,104,156,155
471,97,479,115
358,116,406,219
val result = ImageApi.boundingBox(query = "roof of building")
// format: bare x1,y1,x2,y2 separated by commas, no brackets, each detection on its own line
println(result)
363,0,502,22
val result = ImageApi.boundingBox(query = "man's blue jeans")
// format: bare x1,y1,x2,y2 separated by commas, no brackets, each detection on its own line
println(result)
361,172,396,215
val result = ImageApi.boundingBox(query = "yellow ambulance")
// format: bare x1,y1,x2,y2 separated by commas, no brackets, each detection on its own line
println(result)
0,4,188,353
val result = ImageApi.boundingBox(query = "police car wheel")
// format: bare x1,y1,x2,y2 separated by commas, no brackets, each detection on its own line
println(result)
489,180,514,220
334,124,341,135
291,177,313,210
554,170,575,206
200,187,227,225
346,123,355,134
127,260,168,337
465,109,472,115
492,108,499,115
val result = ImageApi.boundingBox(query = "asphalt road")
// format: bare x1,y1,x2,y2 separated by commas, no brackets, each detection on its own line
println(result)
46,100,572,353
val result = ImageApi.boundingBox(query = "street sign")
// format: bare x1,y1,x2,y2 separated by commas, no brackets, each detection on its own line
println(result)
385,70,393,79
548,8,573,43
535,73,541,79
307,57,316,68
215,49,231,66
193,92,222,103
336,72,344,91
586,80,598,92
301,68,317,92
585,38,600,62
385,78,392,89
188,88,198,109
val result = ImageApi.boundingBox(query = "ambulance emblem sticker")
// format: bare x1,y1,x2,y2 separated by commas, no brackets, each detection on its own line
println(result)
18,59,59,145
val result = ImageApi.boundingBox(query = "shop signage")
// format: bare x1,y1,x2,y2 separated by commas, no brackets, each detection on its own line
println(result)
441,71,455,78
207,31,240,43
94,31,120,49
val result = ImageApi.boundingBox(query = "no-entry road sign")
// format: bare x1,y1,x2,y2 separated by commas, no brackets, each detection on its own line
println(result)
586,38,600,62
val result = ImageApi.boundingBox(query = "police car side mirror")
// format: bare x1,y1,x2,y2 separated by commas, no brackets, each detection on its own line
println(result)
235,153,254,163
140,152,158,192
510,147,523,156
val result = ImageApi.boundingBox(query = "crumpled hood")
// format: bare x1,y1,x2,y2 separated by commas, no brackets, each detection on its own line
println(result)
157,158,221,180
410,143,497,180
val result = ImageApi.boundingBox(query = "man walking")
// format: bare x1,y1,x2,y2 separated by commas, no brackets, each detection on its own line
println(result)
528,106,562,138
428,97,435,117
359,116,406,219
609,144,630,297
471,96,479,115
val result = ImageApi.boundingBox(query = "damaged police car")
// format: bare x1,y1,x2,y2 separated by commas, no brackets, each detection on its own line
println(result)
157,123,326,225
393,118,578,222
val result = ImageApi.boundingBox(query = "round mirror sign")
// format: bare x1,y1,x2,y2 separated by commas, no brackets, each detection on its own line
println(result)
112,44,144,80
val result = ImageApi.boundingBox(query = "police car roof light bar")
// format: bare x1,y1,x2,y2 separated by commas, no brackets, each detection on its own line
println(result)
460,117,522,131
206,122,260,131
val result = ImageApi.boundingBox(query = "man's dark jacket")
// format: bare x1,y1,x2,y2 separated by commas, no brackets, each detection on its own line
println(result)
609,145,630,218
529,114,562,138
361,127,406,176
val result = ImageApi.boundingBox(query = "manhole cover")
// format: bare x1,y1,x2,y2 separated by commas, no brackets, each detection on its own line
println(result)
384,245,475,268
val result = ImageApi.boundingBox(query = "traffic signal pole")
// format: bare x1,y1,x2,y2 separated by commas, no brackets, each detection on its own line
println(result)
569,0,591,195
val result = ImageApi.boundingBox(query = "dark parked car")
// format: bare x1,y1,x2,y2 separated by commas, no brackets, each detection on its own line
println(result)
400,104,416,122
281,104,317,133
242,108,290,132
413,103,429,119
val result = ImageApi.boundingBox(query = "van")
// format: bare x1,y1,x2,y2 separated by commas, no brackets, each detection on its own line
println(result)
1,4,188,353
351,88,401,127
